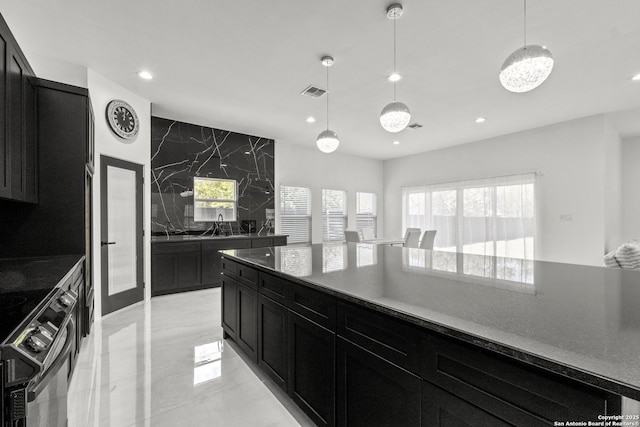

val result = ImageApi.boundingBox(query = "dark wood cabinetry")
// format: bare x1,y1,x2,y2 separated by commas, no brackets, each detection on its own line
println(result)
236,282,258,362
0,15,36,203
336,338,421,427
289,312,335,427
222,256,625,427
152,235,286,296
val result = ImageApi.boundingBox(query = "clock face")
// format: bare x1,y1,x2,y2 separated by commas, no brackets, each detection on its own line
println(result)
106,100,139,140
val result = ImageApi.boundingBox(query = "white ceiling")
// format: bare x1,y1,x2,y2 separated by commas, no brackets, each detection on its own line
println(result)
2,0,640,160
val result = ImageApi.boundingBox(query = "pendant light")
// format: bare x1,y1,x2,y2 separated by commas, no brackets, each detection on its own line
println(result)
380,3,411,133
499,0,554,93
316,56,339,153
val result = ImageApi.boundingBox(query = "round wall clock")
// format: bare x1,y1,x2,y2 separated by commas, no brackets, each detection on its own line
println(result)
106,99,139,140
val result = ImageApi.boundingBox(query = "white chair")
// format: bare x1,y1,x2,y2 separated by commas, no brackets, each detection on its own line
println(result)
344,230,361,242
419,230,437,249
404,227,421,239
360,227,375,241
404,230,421,248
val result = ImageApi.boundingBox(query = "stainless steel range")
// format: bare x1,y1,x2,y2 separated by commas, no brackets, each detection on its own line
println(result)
1,256,82,427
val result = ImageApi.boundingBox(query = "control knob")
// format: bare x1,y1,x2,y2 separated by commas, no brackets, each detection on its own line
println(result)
26,336,47,353
58,292,74,307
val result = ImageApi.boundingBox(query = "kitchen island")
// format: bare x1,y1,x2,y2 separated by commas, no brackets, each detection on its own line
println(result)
150,233,287,296
221,243,640,426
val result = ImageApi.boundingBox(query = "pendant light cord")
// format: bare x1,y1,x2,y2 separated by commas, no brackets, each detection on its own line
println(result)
393,14,397,101
523,0,527,46
326,64,330,131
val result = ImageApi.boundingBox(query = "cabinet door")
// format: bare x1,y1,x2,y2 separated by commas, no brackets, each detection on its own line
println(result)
236,282,258,363
422,381,513,427
23,77,36,203
258,295,288,391
221,276,238,340
336,338,421,427
151,253,177,295
289,312,335,427
0,33,7,198
201,250,222,286
7,47,23,200
176,251,201,288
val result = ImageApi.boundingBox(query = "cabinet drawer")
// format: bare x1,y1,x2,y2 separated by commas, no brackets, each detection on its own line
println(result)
237,263,258,290
202,238,251,251
259,272,289,305
289,284,336,331
252,238,273,248
337,301,420,374
221,257,237,276
152,241,201,254
273,236,287,247
420,333,621,425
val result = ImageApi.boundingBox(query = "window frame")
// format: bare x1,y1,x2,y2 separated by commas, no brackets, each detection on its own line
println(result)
356,191,377,237
322,188,348,242
193,177,238,222
279,185,312,244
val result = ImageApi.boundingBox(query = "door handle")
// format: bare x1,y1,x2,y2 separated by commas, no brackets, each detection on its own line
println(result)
101,241,116,246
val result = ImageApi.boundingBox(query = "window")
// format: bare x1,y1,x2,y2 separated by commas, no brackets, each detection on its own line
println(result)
280,185,312,244
322,189,347,242
402,173,535,263
193,177,237,222
356,192,377,237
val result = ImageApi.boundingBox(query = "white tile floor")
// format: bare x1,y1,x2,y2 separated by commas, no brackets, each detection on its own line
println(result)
68,288,314,427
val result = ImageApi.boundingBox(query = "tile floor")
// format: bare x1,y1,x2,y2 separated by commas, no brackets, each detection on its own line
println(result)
68,288,314,427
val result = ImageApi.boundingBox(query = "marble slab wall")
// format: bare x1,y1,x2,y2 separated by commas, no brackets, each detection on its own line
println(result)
151,117,274,235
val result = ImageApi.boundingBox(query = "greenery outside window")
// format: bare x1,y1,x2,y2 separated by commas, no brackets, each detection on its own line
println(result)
194,177,237,222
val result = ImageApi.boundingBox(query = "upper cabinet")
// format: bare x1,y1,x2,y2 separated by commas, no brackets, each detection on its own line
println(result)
0,14,37,203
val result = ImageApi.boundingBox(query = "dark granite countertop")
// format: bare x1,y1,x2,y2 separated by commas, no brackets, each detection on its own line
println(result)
151,233,287,243
223,243,640,400
0,254,84,342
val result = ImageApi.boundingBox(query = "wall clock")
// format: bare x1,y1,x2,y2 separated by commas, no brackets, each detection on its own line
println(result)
106,99,139,140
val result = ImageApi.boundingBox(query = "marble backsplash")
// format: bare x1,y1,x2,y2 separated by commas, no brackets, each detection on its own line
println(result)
151,116,274,235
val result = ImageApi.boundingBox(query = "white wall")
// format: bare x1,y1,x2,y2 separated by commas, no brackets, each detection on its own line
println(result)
603,117,622,252
275,143,384,244
622,136,640,241
88,69,151,319
384,115,611,266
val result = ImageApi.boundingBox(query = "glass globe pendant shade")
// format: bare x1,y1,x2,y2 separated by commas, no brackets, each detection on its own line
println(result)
499,44,554,93
380,101,411,133
316,129,340,153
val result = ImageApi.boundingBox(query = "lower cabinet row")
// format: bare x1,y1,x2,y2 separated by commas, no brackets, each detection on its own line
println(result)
221,260,621,427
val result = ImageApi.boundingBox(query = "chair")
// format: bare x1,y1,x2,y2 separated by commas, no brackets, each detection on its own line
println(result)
360,227,375,241
344,230,361,243
404,230,421,248
404,227,421,239
419,230,437,249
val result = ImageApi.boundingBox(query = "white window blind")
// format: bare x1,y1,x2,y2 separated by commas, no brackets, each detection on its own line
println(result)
280,185,311,244
356,192,377,237
322,189,347,242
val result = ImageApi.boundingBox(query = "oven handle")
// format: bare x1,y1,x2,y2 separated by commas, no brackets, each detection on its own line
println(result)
27,317,75,402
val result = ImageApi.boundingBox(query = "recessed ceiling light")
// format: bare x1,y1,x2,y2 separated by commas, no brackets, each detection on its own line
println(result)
388,73,402,82
244,151,251,155
138,70,153,80
306,116,316,123
393,140,400,145
631,73,640,81
475,117,486,123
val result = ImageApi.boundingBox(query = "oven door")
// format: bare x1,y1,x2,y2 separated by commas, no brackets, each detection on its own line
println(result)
25,318,75,427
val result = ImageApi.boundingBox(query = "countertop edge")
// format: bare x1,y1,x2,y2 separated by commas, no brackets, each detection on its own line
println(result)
222,252,640,401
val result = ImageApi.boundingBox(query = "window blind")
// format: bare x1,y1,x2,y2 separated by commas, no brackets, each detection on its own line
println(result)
280,185,311,244
322,189,347,242
356,192,377,237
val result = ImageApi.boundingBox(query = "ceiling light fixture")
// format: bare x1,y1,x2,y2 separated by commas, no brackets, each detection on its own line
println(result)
316,56,340,153
499,0,554,93
393,140,400,145
631,73,640,81
306,116,316,123
138,70,153,80
380,3,411,133
388,73,402,82
475,117,486,123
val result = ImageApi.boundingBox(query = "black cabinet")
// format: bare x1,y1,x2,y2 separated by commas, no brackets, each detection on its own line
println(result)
289,312,335,427
221,276,238,340
0,14,36,203
336,338,421,427
421,381,512,427
236,282,258,363
201,238,251,286
151,242,202,296
258,294,288,391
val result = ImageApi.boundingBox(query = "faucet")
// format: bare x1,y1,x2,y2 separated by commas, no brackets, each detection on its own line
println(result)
218,213,224,222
